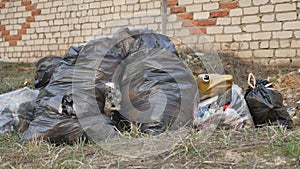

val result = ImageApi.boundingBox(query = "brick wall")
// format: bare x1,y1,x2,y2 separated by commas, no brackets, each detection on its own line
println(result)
0,0,299,67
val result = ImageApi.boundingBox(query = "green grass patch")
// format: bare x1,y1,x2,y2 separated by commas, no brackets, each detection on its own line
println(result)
0,62,35,94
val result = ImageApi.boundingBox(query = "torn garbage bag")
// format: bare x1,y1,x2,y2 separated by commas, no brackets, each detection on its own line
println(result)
245,73,293,128
22,28,198,143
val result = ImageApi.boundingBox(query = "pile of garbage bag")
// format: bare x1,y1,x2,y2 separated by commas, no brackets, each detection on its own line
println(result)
1,28,199,143
0,28,294,144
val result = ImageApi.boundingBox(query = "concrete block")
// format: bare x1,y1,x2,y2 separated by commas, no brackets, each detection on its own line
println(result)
260,5,274,13
154,1,161,8
242,16,260,23
54,19,63,25
283,21,300,30
113,0,125,5
275,49,296,57
243,24,260,32
102,14,113,21
178,0,193,5
233,34,252,41
239,0,251,7
216,18,231,25
101,1,113,7
203,3,219,11
253,0,269,6
294,31,300,38
280,40,290,48
141,16,154,24
224,26,241,33
273,31,293,39
182,35,198,44
175,29,190,37
276,12,297,21
186,4,202,12
250,42,259,49
229,8,242,16
253,32,271,40
53,1,62,7
260,41,269,49
238,51,253,59
291,40,300,48
194,12,209,19
243,7,259,15
261,14,274,22
231,17,241,25
270,40,279,48
275,3,296,12
126,0,139,4
215,35,232,42
82,29,91,36
262,22,281,31
207,26,223,34
254,50,274,58
291,58,300,67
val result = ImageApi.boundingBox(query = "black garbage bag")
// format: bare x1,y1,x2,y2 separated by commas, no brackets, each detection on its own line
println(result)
20,112,85,143
20,46,90,143
245,73,293,128
74,28,197,137
0,87,39,134
110,29,197,135
16,101,37,132
34,55,62,89
21,39,123,142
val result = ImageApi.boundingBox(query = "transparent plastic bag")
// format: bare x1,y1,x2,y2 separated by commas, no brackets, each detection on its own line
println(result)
194,84,254,130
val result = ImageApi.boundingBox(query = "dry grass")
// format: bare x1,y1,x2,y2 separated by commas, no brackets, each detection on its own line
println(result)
0,127,299,168
0,56,299,168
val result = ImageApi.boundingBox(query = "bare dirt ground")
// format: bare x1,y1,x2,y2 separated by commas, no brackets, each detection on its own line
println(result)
0,53,299,168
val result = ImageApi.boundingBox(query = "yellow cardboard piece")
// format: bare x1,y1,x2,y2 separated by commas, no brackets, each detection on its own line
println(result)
197,74,233,98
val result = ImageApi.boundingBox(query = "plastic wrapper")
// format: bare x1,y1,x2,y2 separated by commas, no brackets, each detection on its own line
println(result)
245,73,293,128
0,87,39,134
194,84,253,130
